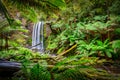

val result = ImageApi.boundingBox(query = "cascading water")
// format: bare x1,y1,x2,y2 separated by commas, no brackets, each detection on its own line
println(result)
32,21,44,52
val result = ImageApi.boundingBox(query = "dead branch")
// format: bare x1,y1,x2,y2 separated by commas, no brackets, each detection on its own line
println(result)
56,44,77,60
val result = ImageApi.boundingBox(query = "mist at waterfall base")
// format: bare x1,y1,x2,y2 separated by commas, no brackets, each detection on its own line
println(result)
32,21,44,53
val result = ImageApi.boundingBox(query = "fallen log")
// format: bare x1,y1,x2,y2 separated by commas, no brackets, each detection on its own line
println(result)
0,60,21,77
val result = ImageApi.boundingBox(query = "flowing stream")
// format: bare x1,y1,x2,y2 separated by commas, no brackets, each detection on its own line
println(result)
32,21,44,52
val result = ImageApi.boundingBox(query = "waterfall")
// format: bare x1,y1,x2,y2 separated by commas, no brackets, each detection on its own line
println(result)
32,21,44,52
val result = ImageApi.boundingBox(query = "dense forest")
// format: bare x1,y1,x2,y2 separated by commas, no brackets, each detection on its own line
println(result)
0,0,120,80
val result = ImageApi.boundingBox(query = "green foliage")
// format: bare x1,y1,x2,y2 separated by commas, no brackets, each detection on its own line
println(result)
0,12,29,50
110,0,120,15
0,50,15,59
21,63,51,80
0,47,109,80
111,40,120,59
1,0,120,80
0,48,118,80
77,39,114,58
0,47,33,61
48,0,66,10
54,69,89,80
48,14,116,58
0,20,9,32
112,40,120,54
55,55,104,66
21,8,38,22
115,28,120,34
46,35,58,50
3,0,66,19
93,15,108,22
112,40,120,49
0,0,12,25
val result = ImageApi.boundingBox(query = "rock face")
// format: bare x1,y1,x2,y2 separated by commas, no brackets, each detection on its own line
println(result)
45,23,52,38
0,60,21,77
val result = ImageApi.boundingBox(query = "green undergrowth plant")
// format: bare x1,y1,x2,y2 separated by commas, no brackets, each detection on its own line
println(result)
53,68,91,80
112,40,120,59
44,13,120,79
13,63,51,80
77,39,114,58
12,52,116,80
46,14,120,59
52,66,119,80
0,15,28,50
0,47,114,80
0,47,34,62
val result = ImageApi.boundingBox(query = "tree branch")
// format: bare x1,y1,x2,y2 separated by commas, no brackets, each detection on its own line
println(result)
56,44,77,60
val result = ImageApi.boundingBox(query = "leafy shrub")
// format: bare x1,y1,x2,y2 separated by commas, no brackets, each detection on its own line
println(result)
77,39,114,58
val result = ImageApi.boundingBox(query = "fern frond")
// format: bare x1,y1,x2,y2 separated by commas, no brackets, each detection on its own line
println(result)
54,68,91,80
0,0,12,25
3,0,66,13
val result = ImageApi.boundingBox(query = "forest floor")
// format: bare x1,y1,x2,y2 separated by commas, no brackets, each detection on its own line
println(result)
94,61,120,80
0,59,120,80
